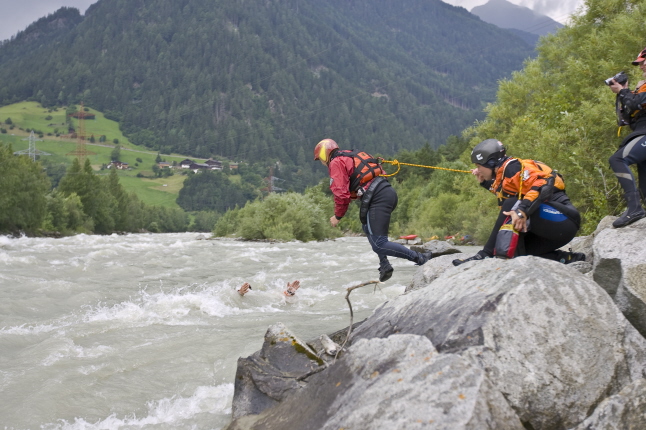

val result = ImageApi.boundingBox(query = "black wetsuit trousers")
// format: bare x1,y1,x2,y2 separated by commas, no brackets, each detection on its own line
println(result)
483,198,579,261
362,181,418,264
609,134,646,197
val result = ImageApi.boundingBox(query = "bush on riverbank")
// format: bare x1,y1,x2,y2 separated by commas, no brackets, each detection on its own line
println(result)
213,190,342,241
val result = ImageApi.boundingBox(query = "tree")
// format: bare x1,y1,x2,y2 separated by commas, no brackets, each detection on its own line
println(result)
44,190,88,233
111,144,121,162
58,158,117,234
0,144,50,232
105,167,129,231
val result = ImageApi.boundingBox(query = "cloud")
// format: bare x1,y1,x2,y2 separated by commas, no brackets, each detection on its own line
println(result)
519,0,585,22
0,0,97,42
441,0,585,24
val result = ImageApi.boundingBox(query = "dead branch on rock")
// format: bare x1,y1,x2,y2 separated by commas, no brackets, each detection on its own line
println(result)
296,365,327,381
335,280,381,361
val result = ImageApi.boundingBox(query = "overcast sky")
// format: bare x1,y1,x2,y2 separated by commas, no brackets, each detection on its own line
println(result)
0,0,97,42
445,0,585,23
0,0,585,43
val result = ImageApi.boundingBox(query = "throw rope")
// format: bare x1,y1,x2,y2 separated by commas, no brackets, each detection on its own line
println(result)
378,158,472,176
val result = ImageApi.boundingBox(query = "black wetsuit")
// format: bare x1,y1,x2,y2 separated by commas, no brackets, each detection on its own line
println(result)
362,179,419,264
609,87,646,196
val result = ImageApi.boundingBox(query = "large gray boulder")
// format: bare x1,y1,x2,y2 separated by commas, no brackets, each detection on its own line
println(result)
406,252,472,292
592,217,646,337
566,215,616,263
227,334,524,430
231,322,323,419
350,257,646,429
572,378,646,430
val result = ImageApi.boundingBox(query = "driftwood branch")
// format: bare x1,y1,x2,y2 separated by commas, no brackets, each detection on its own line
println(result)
296,365,327,381
335,279,381,360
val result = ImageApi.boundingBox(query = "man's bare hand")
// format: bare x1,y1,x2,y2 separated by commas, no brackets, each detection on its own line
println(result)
609,80,628,94
503,210,527,232
284,280,300,296
472,167,487,183
237,282,251,296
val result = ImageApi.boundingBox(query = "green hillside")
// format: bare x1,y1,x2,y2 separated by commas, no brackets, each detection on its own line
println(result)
0,101,190,209
0,0,534,192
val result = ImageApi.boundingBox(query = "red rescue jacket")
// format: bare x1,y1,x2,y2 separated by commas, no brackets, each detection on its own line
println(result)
328,151,382,218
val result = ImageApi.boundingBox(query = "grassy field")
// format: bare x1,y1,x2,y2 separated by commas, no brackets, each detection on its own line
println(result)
117,174,187,208
0,101,198,209
0,101,134,147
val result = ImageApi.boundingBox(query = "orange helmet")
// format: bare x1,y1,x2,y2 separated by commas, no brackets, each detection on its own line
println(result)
314,139,339,164
632,47,646,65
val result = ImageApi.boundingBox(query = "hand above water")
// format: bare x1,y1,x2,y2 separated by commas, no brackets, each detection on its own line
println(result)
284,280,300,296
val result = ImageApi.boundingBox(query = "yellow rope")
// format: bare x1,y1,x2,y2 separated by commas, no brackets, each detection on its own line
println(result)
379,159,472,176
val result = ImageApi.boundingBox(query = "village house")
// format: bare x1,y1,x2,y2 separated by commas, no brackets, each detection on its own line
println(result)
205,159,223,170
189,162,210,173
158,161,172,169
107,161,129,170
179,159,193,169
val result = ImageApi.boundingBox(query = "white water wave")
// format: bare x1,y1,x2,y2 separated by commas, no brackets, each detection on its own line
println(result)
41,338,115,367
43,383,234,430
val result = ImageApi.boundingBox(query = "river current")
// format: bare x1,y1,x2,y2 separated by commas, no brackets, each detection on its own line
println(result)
0,233,440,429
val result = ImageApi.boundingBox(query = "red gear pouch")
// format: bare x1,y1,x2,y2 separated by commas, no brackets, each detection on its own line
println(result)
494,216,519,259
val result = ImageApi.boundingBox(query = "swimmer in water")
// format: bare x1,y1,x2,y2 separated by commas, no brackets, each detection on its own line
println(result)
236,280,301,297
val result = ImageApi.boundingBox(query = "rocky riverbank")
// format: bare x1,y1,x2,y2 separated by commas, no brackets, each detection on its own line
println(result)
225,216,646,429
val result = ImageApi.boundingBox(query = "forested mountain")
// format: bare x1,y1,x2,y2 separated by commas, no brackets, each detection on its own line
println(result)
0,8,83,60
0,0,533,176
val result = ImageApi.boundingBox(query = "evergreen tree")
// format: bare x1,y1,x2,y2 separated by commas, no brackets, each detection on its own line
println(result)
58,158,117,234
0,144,50,232
110,145,121,162
105,167,129,231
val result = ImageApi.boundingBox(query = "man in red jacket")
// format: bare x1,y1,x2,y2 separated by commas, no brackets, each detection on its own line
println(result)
314,138,433,282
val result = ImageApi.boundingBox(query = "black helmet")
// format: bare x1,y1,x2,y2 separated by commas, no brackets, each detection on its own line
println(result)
471,139,506,169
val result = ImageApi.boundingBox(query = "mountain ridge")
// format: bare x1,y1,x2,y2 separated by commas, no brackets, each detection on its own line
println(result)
0,0,533,188
471,0,563,36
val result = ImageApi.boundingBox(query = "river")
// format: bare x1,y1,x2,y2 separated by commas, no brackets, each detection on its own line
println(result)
0,233,444,429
